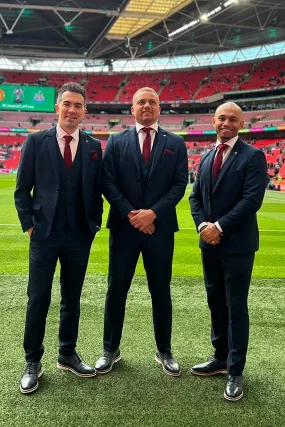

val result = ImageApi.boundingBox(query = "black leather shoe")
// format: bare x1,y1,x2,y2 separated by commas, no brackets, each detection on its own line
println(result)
95,349,121,374
57,352,96,378
20,362,43,394
224,375,243,401
155,351,181,377
191,356,227,376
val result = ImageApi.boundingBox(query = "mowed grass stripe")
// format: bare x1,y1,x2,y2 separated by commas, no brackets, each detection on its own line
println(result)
0,274,285,427
1,174,285,278
1,176,285,427
2,224,285,233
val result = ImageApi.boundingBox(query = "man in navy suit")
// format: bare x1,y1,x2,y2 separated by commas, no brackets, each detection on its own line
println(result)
95,87,188,376
190,102,267,401
15,82,103,394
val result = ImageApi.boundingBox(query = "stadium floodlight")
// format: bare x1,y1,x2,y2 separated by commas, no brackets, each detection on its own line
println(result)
201,6,222,19
169,19,199,37
200,14,209,22
170,5,222,37
224,0,239,6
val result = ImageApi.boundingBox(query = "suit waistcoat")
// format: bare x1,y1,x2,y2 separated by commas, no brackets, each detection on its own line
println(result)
51,142,87,232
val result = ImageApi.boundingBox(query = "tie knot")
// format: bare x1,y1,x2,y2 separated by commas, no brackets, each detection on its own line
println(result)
217,143,228,152
142,127,151,136
64,135,73,145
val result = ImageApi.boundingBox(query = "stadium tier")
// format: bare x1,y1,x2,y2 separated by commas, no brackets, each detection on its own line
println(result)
1,131,284,182
1,57,285,102
1,58,285,187
1,110,285,133
118,73,168,102
239,58,285,90
195,64,252,99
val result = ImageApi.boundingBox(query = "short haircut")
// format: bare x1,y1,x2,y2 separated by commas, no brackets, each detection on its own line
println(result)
215,102,243,116
57,82,86,106
132,87,159,103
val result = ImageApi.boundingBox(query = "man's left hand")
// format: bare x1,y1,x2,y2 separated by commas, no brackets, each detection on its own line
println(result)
200,222,221,245
129,209,156,231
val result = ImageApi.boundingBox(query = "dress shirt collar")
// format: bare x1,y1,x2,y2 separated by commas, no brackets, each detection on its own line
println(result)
136,122,158,134
215,135,238,149
56,124,80,142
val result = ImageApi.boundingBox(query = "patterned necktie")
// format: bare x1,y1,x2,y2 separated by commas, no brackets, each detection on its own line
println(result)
63,135,73,168
212,143,228,179
142,127,151,163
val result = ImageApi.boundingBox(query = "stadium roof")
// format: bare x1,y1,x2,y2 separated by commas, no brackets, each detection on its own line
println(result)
0,0,285,63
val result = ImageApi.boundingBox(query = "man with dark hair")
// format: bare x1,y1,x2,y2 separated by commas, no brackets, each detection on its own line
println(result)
190,102,267,401
95,87,188,376
15,82,103,394
56,82,86,104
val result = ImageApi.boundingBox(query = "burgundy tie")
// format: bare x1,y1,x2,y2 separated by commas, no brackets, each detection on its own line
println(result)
212,143,228,179
63,135,73,168
142,127,151,163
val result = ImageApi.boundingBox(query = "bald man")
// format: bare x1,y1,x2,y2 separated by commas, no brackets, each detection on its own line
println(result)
190,102,267,401
95,87,188,376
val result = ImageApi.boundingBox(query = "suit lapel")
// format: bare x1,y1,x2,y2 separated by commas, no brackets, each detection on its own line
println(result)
80,130,91,184
204,148,215,195
46,127,60,186
149,127,167,178
213,138,243,193
128,128,140,173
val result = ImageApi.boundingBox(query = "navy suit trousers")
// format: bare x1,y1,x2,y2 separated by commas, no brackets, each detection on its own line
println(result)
103,222,174,353
24,230,93,362
202,251,255,376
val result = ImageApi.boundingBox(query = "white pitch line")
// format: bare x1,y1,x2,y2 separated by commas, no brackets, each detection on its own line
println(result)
265,197,285,202
0,224,20,226
179,227,285,232
0,224,284,233
259,229,285,232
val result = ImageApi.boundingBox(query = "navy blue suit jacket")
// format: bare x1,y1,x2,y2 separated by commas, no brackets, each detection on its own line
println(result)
14,127,103,239
190,138,267,254
103,126,188,232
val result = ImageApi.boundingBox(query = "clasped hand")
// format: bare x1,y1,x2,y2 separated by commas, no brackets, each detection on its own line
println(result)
128,209,156,235
200,222,221,245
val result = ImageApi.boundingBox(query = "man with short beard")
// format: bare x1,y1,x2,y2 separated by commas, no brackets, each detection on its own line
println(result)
95,87,188,377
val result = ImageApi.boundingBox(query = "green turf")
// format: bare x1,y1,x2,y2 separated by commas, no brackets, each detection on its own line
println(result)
1,174,285,426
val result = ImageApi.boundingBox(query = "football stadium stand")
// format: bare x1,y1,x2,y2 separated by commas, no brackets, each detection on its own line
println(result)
1,57,285,102
1,58,285,190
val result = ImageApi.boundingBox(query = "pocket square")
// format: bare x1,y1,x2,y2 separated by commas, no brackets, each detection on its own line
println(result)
164,149,174,155
91,151,98,160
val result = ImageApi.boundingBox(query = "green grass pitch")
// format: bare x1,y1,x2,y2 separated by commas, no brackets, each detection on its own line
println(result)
0,174,284,427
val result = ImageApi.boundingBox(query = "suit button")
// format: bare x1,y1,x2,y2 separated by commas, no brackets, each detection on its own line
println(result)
56,189,59,193
51,206,54,210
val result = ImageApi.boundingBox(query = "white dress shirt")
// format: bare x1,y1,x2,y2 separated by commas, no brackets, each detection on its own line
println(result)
136,122,158,153
56,124,79,161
